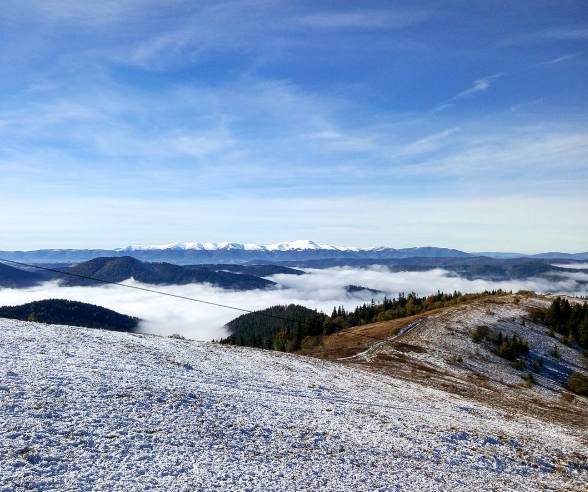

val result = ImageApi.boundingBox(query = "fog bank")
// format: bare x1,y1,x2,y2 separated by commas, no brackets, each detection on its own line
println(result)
0,267,586,340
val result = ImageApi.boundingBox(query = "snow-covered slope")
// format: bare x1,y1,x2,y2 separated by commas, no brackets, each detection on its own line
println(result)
346,295,588,401
1,319,586,491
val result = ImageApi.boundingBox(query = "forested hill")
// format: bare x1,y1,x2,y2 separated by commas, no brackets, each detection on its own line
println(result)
221,305,326,350
58,256,276,290
0,299,140,332
0,263,45,288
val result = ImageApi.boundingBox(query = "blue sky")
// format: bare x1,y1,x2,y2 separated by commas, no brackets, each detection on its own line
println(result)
0,0,587,252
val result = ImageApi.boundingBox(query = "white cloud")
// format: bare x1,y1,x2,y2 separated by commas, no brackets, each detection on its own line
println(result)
454,73,505,99
389,128,460,158
306,129,379,153
432,103,453,113
396,130,588,175
532,53,579,67
510,98,543,112
501,28,588,46
552,263,588,270
557,271,588,282
299,10,430,30
1,0,187,27
1,267,586,340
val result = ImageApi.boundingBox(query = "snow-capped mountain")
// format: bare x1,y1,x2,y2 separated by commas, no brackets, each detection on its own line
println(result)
0,241,473,264
2,241,586,264
118,239,362,253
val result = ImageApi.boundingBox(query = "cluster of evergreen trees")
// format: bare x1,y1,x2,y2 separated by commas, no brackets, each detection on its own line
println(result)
0,299,140,332
493,332,529,361
220,305,326,351
221,290,505,352
472,326,530,362
533,297,588,348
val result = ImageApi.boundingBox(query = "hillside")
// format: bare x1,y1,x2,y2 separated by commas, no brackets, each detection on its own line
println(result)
308,294,588,428
57,256,276,290
0,263,45,288
1,318,587,491
0,299,139,332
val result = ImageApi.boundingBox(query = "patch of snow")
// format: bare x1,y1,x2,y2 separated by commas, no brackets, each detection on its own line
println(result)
1,318,586,491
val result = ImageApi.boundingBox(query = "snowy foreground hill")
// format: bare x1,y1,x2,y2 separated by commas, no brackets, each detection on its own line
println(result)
1,319,587,491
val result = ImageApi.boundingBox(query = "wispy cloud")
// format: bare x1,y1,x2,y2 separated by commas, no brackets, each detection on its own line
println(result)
306,129,380,153
432,103,453,113
531,53,580,68
500,28,588,46
394,131,588,177
453,73,505,99
510,98,544,112
541,28,588,41
0,0,586,252
298,10,430,29
388,128,460,158
1,0,185,27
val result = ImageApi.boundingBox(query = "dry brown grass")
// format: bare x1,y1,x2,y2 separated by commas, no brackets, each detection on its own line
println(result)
301,294,588,431
300,311,439,360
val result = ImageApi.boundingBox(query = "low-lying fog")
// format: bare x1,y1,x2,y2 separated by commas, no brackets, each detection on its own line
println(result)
551,262,588,270
1,267,587,340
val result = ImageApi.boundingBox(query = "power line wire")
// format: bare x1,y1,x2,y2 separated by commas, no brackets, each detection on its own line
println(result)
0,257,395,343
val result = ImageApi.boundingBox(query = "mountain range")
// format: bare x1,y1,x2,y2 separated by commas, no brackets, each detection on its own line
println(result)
2,240,586,264
59,257,278,290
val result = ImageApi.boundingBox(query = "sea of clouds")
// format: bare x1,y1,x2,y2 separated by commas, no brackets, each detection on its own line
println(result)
1,266,587,340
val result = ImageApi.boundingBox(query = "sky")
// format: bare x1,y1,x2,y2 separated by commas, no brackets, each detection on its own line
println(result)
2,266,587,340
0,0,587,253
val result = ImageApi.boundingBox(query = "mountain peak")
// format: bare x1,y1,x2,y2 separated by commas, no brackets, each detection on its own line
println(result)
117,239,343,252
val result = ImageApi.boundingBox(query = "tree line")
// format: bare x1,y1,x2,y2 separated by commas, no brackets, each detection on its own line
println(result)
221,290,507,352
533,297,588,348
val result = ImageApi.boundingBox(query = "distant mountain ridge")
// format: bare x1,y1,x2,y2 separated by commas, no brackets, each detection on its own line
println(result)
59,257,276,290
0,263,46,288
0,241,476,264
0,240,586,264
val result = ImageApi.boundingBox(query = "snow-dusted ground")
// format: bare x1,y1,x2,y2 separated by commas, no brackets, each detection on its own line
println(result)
1,318,587,491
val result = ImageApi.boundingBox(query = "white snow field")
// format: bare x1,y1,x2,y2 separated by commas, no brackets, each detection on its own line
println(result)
1,319,587,491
